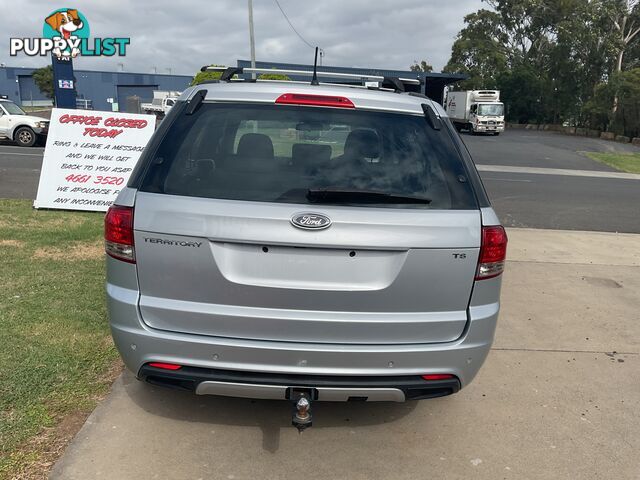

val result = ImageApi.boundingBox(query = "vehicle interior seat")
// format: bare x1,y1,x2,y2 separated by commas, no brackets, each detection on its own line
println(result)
291,143,332,175
226,133,279,196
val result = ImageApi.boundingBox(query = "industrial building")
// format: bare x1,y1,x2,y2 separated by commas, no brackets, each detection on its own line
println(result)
0,65,192,112
0,60,464,112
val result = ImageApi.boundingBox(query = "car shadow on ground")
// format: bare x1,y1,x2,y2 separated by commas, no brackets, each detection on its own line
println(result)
121,370,418,453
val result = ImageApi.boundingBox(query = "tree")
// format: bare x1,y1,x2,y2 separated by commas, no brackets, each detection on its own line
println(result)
583,80,616,131
625,30,640,68
443,0,640,125
585,67,640,136
257,73,291,80
409,60,433,72
497,64,547,123
609,67,640,136
544,1,614,123
32,66,54,99
601,0,640,72
190,66,290,85
443,10,509,89
598,0,640,114
190,64,226,86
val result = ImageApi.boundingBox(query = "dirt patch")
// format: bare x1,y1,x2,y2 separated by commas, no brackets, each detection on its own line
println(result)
7,360,123,480
0,239,23,247
33,242,104,261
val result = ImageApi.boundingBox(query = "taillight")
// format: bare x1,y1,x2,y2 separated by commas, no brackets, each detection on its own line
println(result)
275,93,355,108
148,362,182,370
105,205,135,263
422,374,456,381
476,225,507,280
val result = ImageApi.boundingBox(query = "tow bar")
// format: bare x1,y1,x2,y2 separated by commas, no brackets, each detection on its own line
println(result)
288,388,316,432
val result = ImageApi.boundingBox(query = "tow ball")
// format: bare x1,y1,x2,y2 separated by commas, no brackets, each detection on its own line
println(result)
288,388,316,432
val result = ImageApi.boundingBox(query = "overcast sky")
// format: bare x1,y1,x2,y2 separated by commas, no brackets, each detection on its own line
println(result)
0,0,483,76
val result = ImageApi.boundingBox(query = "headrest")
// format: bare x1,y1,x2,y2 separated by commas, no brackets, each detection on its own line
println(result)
195,159,214,175
292,143,332,165
344,129,380,159
236,133,274,159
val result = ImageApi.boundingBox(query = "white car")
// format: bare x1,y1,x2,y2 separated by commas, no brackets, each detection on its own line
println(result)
0,100,49,147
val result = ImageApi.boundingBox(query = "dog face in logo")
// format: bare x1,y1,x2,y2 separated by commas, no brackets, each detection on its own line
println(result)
45,9,83,59
45,9,83,38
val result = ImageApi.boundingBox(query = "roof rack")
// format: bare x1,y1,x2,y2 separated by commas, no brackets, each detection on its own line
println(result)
199,65,422,93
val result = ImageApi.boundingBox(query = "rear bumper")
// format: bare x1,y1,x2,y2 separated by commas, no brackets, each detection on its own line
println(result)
108,281,499,394
139,364,461,401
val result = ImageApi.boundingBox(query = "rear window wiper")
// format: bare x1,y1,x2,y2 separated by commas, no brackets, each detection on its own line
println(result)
307,188,431,204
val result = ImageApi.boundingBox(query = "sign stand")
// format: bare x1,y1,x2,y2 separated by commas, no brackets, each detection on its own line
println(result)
51,54,77,109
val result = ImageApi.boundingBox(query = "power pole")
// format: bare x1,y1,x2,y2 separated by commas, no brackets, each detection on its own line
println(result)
248,0,256,79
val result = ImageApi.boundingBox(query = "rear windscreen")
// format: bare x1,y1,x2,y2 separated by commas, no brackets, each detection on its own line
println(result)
139,103,477,209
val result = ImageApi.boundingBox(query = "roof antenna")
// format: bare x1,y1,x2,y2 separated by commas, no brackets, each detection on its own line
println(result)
311,47,319,85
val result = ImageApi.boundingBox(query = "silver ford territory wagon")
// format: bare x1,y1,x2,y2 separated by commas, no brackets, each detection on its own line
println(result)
106,71,506,426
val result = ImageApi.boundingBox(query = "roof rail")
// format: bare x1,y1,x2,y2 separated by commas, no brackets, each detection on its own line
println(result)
381,77,408,92
199,65,421,92
220,67,243,81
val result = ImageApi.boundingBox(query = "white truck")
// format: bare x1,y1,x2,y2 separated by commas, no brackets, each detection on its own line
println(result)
0,99,49,147
141,91,181,118
445,90,505,135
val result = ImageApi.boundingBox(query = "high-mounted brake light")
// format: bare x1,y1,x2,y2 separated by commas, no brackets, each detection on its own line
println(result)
148,362,182,370
105,205,135,263
275,93,355,108
476,225,508,280
422,374,456,381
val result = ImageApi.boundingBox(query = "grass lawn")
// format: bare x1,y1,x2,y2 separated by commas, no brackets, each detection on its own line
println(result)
585,151,640,174
0,199,120,479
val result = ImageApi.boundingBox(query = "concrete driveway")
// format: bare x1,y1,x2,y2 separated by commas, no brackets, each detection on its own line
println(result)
50,228,640,480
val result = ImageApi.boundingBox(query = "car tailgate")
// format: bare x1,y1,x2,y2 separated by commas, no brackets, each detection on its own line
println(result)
133,193,481,345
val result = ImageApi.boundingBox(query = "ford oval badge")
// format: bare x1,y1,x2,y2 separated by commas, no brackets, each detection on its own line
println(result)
291,213,331,230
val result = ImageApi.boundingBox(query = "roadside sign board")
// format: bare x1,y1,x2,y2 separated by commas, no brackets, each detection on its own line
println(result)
34,108,156,212
51,54,76,109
